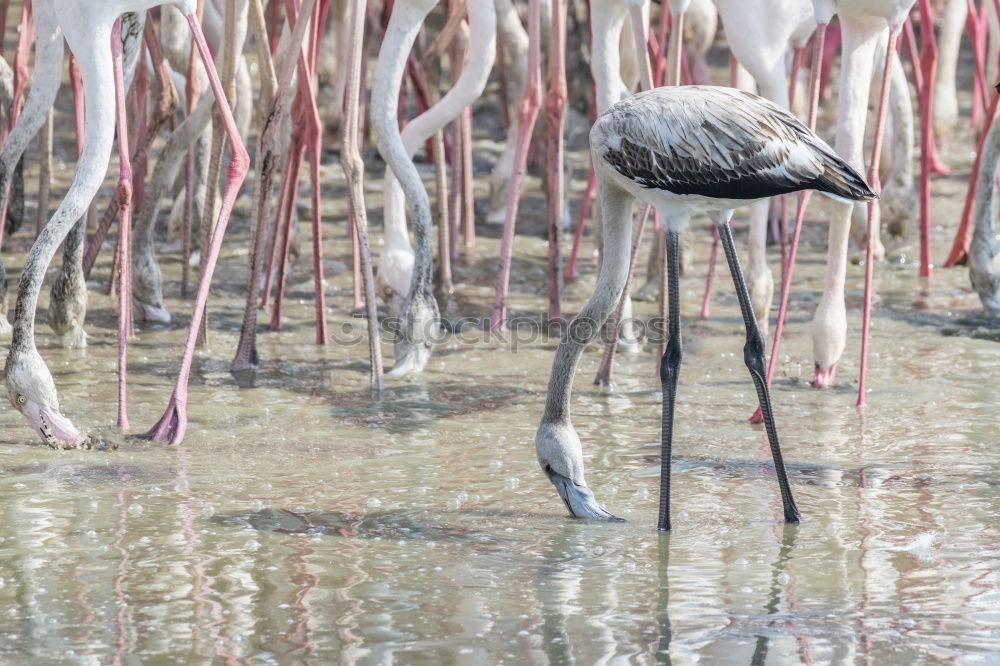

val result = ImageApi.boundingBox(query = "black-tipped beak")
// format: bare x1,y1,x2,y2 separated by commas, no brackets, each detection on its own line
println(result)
546,468,624,522
995,82,1000,94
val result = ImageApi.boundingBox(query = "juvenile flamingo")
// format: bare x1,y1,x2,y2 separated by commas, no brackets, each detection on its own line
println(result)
535,86,875,529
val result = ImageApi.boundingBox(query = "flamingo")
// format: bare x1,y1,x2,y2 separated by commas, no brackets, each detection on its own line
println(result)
375,0,496,323
370,0,442,375
810,0,914,391
534,85,875,529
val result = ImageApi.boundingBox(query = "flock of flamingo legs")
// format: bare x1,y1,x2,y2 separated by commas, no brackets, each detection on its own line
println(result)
0,0,997,529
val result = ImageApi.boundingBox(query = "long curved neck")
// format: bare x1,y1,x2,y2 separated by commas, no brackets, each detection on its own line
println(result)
543,168,633,423
591,0,628,113
371,0,438,285
400,0,496,154
382,1,497,256
12,15,116,350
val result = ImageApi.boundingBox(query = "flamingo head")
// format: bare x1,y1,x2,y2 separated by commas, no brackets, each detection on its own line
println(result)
5,348,92,449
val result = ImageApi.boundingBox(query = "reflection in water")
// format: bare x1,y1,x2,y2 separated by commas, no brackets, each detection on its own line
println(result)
656,535,672,664
749,525,797,666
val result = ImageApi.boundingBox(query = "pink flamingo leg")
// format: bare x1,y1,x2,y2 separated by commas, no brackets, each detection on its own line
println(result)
0,0,32,247
460,105,475,251
9,1,31,128
182,0,204,297
545,0,567,322
287,0,327,344
564,165,595,281
260,148,296,311
818,21,840,101
145,13,251,445
111,18,134,433
857,26,899,408
917,0,938,278
490,0,542,331
967,0,989,126
270,142,305,331
750,23,826,423
944,93,1000,267
944,0,1000,266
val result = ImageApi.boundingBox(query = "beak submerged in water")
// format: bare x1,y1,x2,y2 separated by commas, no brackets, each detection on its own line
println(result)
15,398,114,450
546,468,624,522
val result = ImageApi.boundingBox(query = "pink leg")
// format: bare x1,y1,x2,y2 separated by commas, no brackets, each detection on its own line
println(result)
0,0,32,247
287,0,327,344
145,13,251,445
261,149,296,311
653,0,670,86
308,141,327,344
112,18,134,433
181,8,203,297
903,18,924,94
593,205,651,386
82,203,118,279
944,94,999,266
751,23,827,422
819,22,840,101
270,142,305,331
564,164,595,281
545,0,567,322
460,105,475,251
9,1,31,128
490,0,542,332
699,226,719,319
496,26,510,129
787,45,805,109
857,26,899,408
968,0,988,126
918,0,938,278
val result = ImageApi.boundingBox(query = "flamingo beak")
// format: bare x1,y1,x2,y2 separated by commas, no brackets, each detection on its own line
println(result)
15,399,113,450
995,82,1000,94
134,299,172,324
17,398,84,448
545,467,624,522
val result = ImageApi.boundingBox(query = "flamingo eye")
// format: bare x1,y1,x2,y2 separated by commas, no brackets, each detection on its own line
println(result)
15,394,26,406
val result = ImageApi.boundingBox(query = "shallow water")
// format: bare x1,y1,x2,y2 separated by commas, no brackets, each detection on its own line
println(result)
1,29,999,666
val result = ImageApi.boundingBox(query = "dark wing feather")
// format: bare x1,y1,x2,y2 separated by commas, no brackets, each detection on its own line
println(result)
593,86,876,202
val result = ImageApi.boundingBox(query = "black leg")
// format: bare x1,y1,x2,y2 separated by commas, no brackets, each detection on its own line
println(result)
658,229,682,531
718,222,801,524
